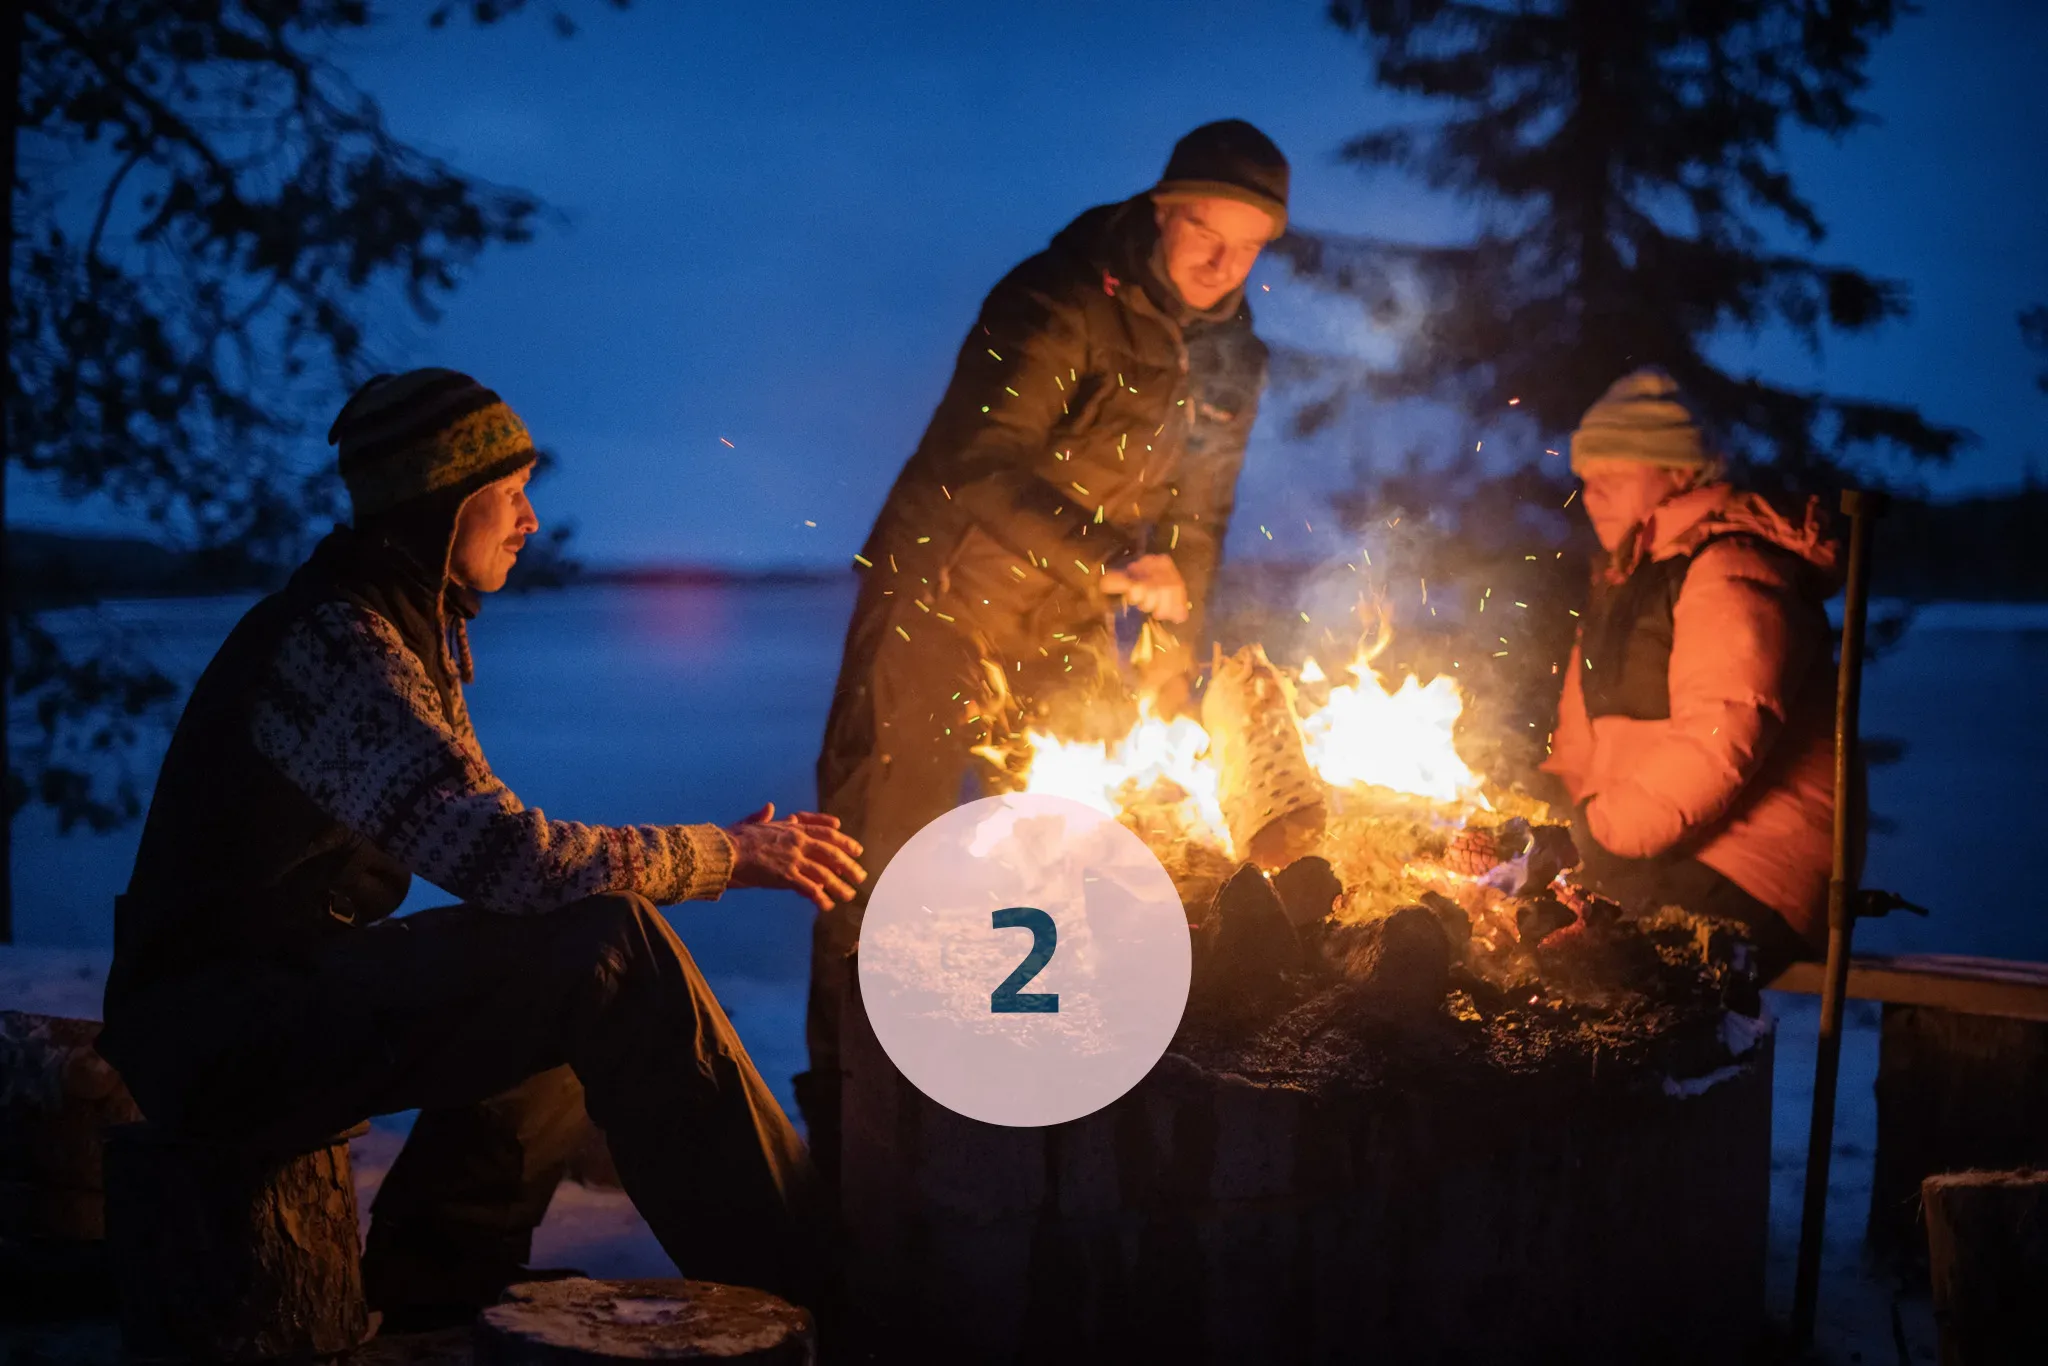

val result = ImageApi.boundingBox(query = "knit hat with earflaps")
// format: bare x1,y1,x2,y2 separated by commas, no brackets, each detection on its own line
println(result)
329,368,537,520
1570,368,1725,477
1150,119,1290,236
329,368,537,685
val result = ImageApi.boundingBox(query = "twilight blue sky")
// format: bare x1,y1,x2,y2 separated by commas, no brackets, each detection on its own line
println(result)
17,0,2048,567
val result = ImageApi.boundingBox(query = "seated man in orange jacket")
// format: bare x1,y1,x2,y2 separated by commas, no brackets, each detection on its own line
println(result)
1544,368,1849,976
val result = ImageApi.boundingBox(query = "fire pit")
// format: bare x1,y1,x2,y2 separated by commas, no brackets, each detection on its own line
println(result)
842,644,1774,1363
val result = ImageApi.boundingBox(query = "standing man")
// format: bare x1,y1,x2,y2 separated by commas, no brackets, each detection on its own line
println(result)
100,370,866,1324
804,121,1288,1172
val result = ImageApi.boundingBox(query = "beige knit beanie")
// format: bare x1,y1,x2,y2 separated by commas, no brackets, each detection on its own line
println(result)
1569,368,1723,477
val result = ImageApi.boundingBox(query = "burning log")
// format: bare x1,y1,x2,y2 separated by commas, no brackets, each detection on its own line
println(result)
1200,644,1325,869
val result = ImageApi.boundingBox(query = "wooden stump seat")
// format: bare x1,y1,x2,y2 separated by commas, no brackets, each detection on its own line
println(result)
0,1012,144,1316
1923,1169,2048,1366
104,1120,372,1362
476,1277,814,1364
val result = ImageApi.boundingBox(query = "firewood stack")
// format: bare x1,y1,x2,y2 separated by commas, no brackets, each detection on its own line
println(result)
1202,643,1326,869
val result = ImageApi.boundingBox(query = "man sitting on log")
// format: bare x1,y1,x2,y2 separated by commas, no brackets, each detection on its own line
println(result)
98,369,865,1326
1545,368,1848,978
806,120,1288,1174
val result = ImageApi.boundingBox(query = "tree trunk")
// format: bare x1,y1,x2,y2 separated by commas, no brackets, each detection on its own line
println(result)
0,0,24,944
104,1122,371,1362
475,1277,813,1365
1922,1169,2048,1366
1868,1005,2048,1262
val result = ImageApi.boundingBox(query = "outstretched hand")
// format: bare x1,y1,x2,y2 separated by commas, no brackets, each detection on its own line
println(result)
725,803,867,912
1100,553,1190,623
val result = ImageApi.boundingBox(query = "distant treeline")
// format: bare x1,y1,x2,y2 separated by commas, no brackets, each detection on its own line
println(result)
8,486,2047,608
6,529,277,607
1870,487,2048,599
1,528,837,607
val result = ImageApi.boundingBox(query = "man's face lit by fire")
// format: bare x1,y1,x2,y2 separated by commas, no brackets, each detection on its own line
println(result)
1153,196,1276,311
451,465,540,593
1576,460,1697,554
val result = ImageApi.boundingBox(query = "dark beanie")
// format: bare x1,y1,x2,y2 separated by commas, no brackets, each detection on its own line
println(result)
1151,119,1290,235
328,368,537,520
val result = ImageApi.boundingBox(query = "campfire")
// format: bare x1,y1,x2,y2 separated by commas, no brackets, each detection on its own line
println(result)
840,609,1778,1362
976,615,1769,1094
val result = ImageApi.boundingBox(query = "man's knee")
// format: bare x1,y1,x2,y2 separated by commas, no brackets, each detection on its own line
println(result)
548,891,700,991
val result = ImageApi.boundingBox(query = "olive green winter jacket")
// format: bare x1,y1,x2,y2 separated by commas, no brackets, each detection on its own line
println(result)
852,195,1269,677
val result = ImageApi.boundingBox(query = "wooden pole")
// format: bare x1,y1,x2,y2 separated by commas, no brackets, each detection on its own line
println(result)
1791,487,1886,1345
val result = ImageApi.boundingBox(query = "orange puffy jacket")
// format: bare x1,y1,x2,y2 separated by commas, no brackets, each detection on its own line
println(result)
1543,484,1847,944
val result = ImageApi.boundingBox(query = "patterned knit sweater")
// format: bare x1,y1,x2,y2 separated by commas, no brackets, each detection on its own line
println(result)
250,599,733,914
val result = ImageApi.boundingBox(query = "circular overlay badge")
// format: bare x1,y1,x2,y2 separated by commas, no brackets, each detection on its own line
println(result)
857,793,1191,1128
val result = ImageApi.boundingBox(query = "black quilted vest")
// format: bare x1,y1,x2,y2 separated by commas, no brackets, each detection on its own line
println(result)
1581,551,1698,722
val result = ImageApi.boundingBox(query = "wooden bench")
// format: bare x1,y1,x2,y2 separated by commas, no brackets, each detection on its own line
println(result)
1768,954,2048,1022
1768,954,2048,1262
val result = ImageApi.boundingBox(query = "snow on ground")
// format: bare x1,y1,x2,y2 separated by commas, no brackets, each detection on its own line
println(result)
3,947,1942,1359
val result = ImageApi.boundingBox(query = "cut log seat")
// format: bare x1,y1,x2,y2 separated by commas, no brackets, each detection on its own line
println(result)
1922,1169,2048,1366
104,1121,373,1362
1768,955,2048,1263
0,1012,143,1317
476,1277,813,1365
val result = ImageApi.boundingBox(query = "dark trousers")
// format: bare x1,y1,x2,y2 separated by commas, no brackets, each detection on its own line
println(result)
1573,818,1817,982
109,894,823,1309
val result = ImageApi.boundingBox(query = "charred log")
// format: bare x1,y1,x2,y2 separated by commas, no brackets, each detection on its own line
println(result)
1270,856,1342,930
1193,864,1303,1006
1418,890,1472,957
1321,904,1452,1020
1515,894,1577,948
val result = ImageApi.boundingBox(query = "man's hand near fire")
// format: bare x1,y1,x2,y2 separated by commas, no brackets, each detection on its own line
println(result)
725,802,867,911
1101,553,1189,623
